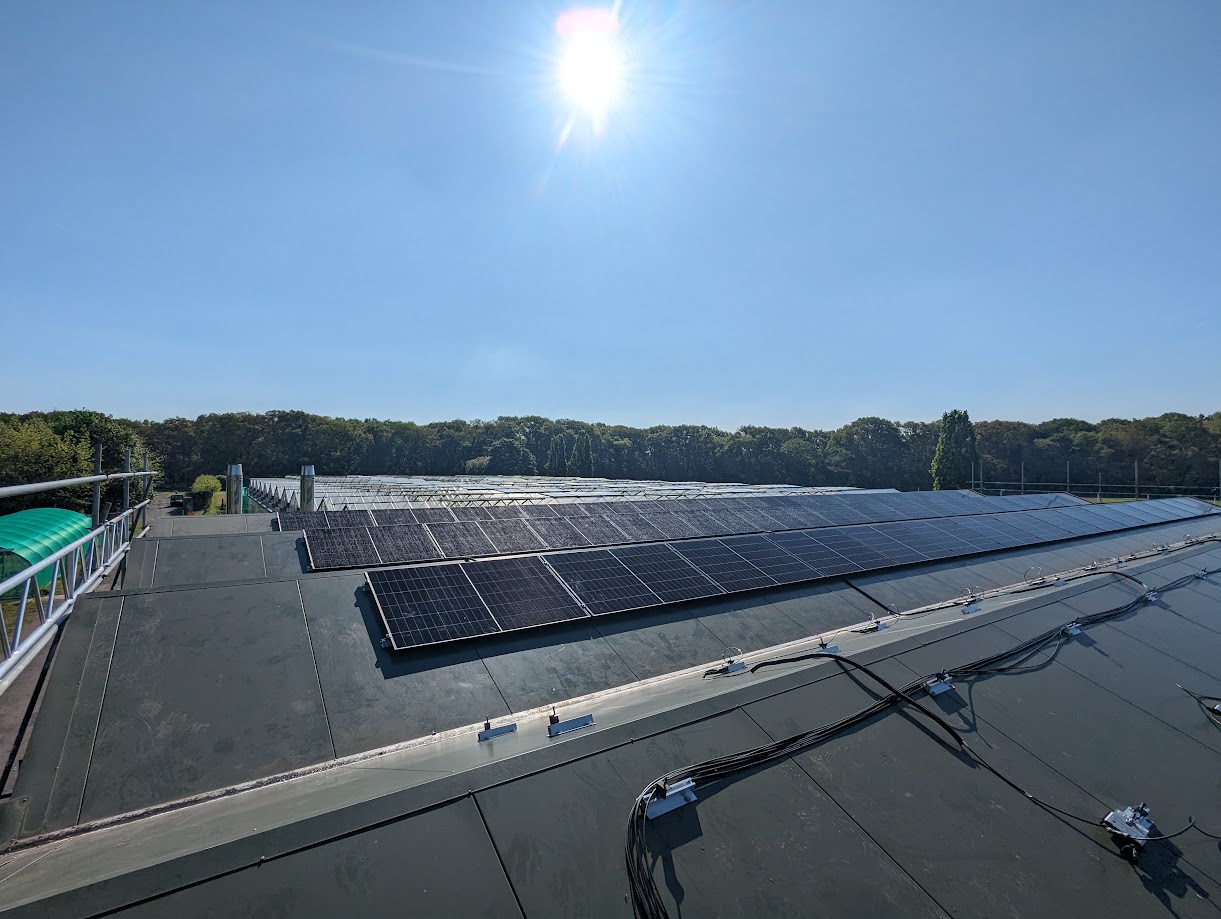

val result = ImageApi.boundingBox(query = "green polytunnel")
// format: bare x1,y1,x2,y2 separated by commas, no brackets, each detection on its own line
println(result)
0,507,94,590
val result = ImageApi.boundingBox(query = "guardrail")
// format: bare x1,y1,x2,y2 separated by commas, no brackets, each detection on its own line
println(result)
0,498,151,695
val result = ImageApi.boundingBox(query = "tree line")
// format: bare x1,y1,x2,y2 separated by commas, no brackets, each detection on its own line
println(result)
2,409,1219,516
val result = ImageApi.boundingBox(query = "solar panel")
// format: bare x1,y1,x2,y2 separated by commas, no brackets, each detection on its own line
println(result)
305,527,381,570
412,507,458,524
568,514,632,546
483,505,527,519
325,509,375,529
462,557,589,630
477,518,548,554
643,512,704,540
369,524,444,564
670,539,777,592
450,506,495,521
277,510,330,531
547,503,590,517
525,516,594,550
602,513,667,543
809,530,892,568
369,566,500,650
372,509,418,527
611,544,723,603
546,550,662,615
719,534,823,584
426,521,497,558
763,531,862,575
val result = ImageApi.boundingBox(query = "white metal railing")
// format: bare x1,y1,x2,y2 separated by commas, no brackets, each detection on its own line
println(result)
0,498,151,694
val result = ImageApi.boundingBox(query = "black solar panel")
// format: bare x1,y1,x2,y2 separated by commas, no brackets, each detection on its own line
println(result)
763,531,862,575
277,510,329,531
720,534,823,584
477,518,549,554
372,509,418,527
369,525,443,565
643,512,704,540
525,516,594,550
450,506,495,521
483,505,527,519
670,539,777,592
306,528,381,569
412,507,458,524
547,503,590,517
369,566,500,650
426,521,497,558
546,550,662,615
462,557,589,630
602,513,667,543
325,509,375,529
611,544,723,603
568,514,632,546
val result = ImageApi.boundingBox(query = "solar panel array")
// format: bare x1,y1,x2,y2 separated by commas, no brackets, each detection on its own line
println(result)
299,491,1093,571
366,497,1219,650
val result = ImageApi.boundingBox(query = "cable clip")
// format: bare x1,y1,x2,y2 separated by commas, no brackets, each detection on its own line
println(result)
646,778,697,820
1061,622,1083,637
924,674,954,696
1103,803,1155,862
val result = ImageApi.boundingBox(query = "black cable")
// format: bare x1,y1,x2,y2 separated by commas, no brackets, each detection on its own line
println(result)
627,559,1221,918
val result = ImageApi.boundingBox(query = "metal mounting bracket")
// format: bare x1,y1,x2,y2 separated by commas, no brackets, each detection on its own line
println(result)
925,674,954,696
478,721,518,742
548,713,594,738
646,778,697,820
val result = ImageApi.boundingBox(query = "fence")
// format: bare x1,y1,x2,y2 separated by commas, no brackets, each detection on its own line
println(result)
0,463,154,695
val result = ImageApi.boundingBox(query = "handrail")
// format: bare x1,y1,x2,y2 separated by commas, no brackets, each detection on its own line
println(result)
0,498,151,694
0,471,154,500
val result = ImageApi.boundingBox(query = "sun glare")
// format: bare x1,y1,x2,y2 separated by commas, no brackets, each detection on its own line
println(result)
556,8,623,127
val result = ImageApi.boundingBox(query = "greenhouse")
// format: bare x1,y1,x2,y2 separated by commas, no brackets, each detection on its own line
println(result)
0,507,93,588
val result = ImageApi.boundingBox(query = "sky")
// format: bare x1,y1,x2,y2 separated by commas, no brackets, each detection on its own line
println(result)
2,1,1218,431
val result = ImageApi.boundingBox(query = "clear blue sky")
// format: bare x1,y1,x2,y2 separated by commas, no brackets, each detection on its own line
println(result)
3,2,1218,430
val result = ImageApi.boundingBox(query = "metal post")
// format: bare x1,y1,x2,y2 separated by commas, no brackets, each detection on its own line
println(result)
970,462,974,491
1020,461,1025,495
1097,472,1102,503
301,465,316,512
91,444,103,528
122,450,131,515
1134,460,1139,499
226,464,243,515
1066,459,1070,495
141,453,150,531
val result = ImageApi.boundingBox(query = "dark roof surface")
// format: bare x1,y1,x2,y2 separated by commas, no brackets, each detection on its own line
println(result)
2,503,1220,916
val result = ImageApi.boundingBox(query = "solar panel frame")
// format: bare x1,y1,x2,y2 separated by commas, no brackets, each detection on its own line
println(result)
718,534,823,585
324,509,376,529
568,514,633,547
591,513,665,544
411,507,459,524
372,509,418,527
277,510,330,532
462,556,590,630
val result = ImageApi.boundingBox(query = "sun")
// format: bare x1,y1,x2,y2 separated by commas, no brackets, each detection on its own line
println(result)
556,8,624,126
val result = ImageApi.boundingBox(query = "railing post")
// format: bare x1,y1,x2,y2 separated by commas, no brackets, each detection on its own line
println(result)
91,443,103,528
123,449,131,515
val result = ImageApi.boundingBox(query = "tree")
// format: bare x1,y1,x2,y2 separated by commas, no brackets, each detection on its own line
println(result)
931,409,977,490
486,439,538,475
190,474,222,512
0,417,92,513
546,435,569,476
569,433,595,477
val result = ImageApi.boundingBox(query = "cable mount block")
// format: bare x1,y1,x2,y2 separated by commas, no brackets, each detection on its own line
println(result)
646,778,697,820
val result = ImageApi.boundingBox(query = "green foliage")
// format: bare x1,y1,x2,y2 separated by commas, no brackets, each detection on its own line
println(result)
486,439,537,476
931,410,977,490
569,433,595,477
546,435,569,476
190,474,222,512
0,416,93,513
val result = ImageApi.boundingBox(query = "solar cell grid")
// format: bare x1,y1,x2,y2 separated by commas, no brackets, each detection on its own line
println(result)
306,527,381,569
477,518,548,554
482,505,527,520
643,512,704,539
369,524,444,564
426,521,498,558
462,557,589,630
546,503,590,517
277,510,329,531
670,539,777,592
719,534,822,584
610,544,723,603
325,509,375,529
569,514,632,546
372,509,418,527
526,516,594,549
449,506,495,521
546,550,662,615
412,507,458,524
369,566,500,649
598,513,666,543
